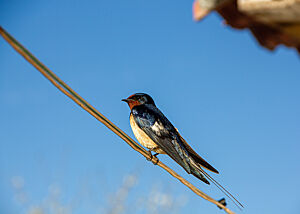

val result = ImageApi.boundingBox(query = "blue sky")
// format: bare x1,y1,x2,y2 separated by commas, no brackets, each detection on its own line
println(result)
1,0,300,213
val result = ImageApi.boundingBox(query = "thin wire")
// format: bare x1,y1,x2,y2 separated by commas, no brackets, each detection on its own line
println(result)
0,26,235,214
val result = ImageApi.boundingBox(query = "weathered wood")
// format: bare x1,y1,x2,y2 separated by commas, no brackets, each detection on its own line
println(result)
280,23,300,41
193,0,300,52
239,0,300,23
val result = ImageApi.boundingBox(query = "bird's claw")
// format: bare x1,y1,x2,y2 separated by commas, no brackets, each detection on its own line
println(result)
146,150,153,160
146,150,159,165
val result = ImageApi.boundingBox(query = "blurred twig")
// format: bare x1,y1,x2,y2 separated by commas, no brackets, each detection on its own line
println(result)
0,26,234,214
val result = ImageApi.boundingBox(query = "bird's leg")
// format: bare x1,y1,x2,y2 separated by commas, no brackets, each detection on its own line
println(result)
153,153,159,157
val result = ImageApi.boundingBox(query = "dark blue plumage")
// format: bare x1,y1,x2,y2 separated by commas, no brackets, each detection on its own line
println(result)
123,93,219,184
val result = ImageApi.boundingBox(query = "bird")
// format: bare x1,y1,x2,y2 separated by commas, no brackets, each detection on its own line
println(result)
122,93,243,209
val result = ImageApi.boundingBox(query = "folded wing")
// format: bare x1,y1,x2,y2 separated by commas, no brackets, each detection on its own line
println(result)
132,105,210,184
176,132,219,174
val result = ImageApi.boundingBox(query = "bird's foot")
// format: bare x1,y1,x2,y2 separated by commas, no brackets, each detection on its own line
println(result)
146,150,153,161
146,150,159,165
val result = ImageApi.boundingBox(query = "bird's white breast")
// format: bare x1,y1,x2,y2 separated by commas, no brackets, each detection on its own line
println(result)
129,114,165,154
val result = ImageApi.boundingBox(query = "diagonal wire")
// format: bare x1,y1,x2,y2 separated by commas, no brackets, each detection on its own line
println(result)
0,26,235,214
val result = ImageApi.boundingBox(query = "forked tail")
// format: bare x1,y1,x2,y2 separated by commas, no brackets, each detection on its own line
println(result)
192,160,244,210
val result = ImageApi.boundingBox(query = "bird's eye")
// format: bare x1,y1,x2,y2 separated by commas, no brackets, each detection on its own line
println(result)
140,97,147,103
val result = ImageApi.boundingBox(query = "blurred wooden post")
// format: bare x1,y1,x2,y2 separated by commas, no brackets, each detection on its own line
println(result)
239,0,300,42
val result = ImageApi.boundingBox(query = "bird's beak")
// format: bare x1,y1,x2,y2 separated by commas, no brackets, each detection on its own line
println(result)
122,98,132,103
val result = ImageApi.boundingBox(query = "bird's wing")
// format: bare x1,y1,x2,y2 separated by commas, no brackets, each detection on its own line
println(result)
176,131,219,174
132,105,192,174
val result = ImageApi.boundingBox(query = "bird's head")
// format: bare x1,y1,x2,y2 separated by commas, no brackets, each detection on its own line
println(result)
122,93,155,109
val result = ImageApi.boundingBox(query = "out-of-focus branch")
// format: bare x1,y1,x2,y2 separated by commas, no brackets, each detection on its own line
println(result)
0,26,234,214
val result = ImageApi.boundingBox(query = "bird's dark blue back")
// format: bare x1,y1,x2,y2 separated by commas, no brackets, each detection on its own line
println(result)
132,104,178,138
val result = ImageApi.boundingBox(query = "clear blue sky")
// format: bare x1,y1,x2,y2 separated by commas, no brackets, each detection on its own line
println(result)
1,0,300,213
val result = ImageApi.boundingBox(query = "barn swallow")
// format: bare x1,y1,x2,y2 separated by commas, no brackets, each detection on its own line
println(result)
122,93,243,208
